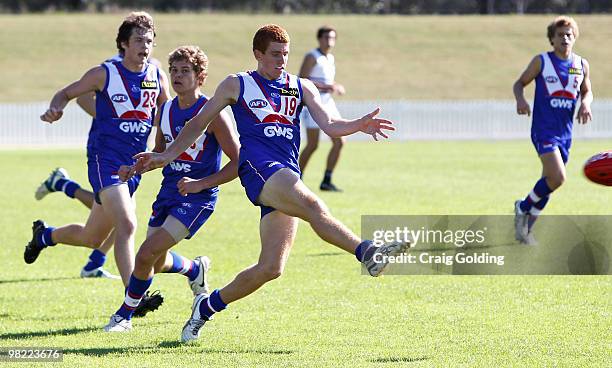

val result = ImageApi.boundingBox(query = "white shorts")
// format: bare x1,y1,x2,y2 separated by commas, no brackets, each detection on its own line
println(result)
301,97,341,130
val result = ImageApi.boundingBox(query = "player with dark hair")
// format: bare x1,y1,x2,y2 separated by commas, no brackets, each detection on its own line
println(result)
298,25,347,191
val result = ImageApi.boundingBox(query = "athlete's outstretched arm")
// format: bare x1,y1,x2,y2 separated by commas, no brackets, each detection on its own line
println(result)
577,59,593,124
41,66,106,123
133,75,240,173
300,78,393,141
513,55,541,117
177,110,240,196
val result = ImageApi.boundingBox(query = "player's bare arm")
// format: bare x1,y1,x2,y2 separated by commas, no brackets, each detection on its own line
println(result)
513,56,542,116
76,92,96,118
301,78,393,140
177,110,240,196
41,66,106,123
577,59,593,124
134,75,240,172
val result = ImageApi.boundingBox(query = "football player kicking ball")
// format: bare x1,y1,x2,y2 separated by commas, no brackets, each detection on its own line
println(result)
103,45,240,332
512,16,593,245
131,24,409,342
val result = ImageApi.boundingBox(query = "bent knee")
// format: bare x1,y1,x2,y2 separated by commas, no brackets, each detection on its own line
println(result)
547,173,566,190
258,263,284,281
135,247,159,267
332,138,344,149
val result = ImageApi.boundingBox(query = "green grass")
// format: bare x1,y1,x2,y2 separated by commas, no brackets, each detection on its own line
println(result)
1,14,612,102
0,141,611,367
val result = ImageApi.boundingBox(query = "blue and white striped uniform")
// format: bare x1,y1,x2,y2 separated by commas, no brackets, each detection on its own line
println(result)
230,70,304,216
149,96,221,238
531,52,584,163
87,60,161,200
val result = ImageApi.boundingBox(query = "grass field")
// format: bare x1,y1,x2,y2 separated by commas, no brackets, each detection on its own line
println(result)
1,141,611,367
1,14,612,102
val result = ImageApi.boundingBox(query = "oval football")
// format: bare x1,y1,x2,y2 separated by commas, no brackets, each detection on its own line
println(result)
583,151,612,186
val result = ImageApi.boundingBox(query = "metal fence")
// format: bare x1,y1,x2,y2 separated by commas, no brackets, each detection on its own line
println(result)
2,100,612,147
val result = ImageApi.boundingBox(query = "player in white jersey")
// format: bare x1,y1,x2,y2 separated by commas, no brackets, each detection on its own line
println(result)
298,26,347,192
26,12,171,295
129,24,408,342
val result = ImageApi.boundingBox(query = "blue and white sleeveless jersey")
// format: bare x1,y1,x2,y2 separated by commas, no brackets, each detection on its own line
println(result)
158,96,221,203
86,54,124,158
94,60,161,164
532,52,584,140
230,70,304,173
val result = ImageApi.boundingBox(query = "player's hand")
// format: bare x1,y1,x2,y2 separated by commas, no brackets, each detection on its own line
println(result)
177,177,208,196
577,103,593,124
333,83,346,96
132,151,170,174
516,99,531,116
358,107,395,141
40,107,63,123
118,165,134,182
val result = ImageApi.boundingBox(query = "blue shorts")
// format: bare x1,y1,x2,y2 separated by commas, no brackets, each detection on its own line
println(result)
531,135,572,164
238,159,296,218
148,196,215,240
87,154,141,204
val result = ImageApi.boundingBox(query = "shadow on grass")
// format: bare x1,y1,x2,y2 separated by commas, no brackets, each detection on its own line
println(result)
306,252,343,257
369,356,430,363
0,276,81,285
63,342,295,356
0,326,99,340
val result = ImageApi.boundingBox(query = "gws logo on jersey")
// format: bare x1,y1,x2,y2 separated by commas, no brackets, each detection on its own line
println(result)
111,93,128,103
119,121,149,133
545,76,558,83
550,98,574,109
170,161,191,173
249,99,268,109
264,125,293,140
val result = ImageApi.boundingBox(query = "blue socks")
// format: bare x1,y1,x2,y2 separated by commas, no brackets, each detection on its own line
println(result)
116,275,153,320
53,178,80,199
520,177,553,214
163,252,199,281
37,227,56,248
355,240,375,263
198,289,227,320
83,249,106,271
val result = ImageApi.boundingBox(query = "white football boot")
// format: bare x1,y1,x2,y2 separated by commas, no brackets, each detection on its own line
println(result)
188,256,211,296
181,293,209,343
103,314,132,332
514,200,529,243
363,241,411,277
80,267,120,280
35,167,70,200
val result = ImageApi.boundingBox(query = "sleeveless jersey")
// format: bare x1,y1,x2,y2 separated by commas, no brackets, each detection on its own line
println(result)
158,96,221,202
306,48,335,103
94,60,161,163
532,52,584,140
87,54,123,157
231,70,304,173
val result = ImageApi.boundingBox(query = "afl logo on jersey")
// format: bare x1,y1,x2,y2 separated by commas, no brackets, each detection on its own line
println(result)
111,94,128,103
545,76,558,83
249,99,268,109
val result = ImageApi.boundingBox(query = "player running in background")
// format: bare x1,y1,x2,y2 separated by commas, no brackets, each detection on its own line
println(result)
512,16,592,244
298,26,346,192
104,45,240,332
34,52,162,280
130,24,409,342
25,13,171,296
